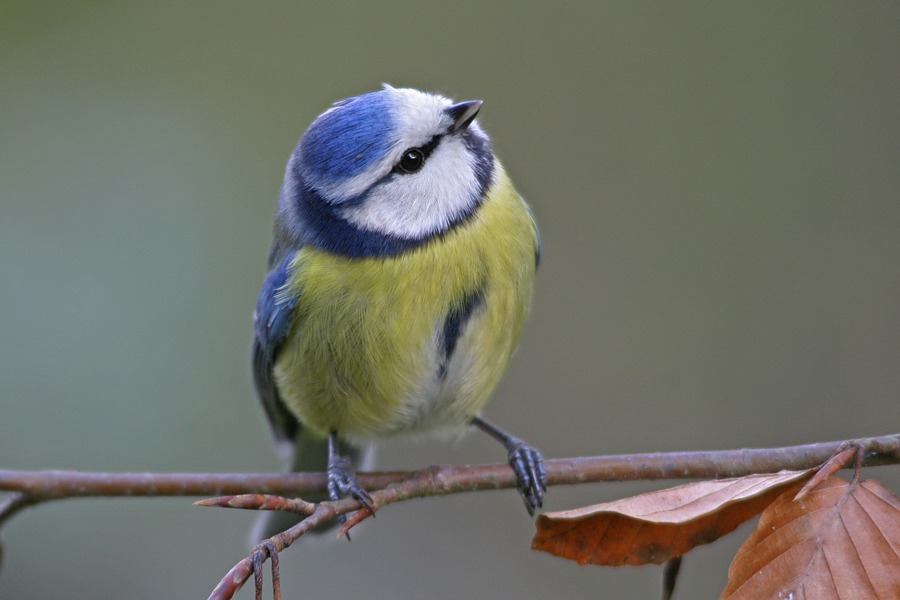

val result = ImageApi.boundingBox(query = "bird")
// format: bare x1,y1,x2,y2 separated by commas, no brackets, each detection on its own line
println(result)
252,85,545,538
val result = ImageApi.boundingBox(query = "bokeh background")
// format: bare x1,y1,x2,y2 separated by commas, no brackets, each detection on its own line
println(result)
2,2,898,598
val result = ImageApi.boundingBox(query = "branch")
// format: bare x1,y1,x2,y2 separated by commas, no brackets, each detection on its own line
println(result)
1,433,897,599
1,433,897,503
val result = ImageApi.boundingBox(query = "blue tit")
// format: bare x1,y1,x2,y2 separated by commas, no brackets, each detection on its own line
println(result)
252,85,545,535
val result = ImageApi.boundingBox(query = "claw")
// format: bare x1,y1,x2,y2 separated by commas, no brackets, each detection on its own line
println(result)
327,455,376,512
327,431,376,539
507,439,547,515
472,416,547,516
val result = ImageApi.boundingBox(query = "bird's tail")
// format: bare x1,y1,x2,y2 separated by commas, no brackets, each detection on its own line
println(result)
248,433,375,546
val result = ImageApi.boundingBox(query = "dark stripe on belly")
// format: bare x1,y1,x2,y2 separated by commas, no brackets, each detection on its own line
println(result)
438,287,486,379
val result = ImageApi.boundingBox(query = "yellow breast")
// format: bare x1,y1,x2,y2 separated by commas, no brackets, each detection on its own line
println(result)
273,166,537,441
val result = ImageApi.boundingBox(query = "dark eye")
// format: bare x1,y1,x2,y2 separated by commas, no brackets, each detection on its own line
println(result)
396,148,425,174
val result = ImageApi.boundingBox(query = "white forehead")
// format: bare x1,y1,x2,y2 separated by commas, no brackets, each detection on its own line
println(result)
383,85,455,148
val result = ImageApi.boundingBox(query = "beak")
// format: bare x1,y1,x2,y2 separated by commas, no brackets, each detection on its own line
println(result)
445,100,482,133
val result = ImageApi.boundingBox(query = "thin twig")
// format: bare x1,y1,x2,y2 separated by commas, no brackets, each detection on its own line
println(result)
203,433,900,599
0,492,37,527
0,492,40,571
207,499,353,600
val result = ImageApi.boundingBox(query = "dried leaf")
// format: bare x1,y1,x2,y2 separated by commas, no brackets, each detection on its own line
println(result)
532,470,811,566
722,477,900,600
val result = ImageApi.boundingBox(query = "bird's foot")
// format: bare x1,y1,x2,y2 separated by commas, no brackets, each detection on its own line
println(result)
471,417,547,515
326,443,375,541
505,437,547,515
327,453,375,512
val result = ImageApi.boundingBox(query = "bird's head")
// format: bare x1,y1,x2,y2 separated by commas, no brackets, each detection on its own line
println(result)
279,86,495,256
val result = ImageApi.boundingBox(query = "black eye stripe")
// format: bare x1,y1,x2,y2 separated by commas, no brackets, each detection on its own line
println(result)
392,134,443,175
418,134,441,159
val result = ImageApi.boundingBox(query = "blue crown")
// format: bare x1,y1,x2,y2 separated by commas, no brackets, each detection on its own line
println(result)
299,91,394,183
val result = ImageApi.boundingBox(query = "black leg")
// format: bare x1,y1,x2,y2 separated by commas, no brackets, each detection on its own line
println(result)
326,431,375,536
471,417,547,515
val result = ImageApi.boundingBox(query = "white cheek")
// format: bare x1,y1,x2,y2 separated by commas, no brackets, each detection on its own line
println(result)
339,138,480,239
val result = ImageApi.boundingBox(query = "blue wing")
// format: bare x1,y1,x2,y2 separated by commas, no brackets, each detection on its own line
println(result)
252,254,302,446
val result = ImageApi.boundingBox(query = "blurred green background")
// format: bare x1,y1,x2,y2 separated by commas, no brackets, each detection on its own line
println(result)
2,2,898,598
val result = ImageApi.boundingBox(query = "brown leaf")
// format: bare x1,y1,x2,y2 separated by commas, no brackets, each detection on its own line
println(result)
532,470,811,566
721,477,900,600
